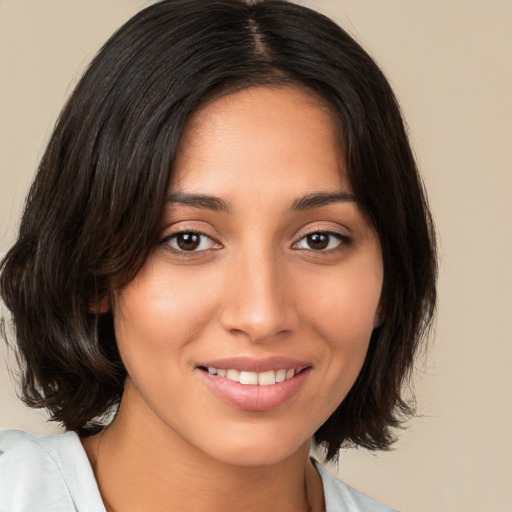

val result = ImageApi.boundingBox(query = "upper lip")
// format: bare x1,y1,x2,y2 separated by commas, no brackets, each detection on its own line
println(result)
196,356,311,373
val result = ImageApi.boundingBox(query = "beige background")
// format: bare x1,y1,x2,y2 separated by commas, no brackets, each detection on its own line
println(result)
1,1,511,511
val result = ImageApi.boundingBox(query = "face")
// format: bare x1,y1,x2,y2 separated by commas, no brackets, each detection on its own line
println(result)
113,86,383,466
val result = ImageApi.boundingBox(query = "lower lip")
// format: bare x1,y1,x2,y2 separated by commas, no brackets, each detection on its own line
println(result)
198,369,310,412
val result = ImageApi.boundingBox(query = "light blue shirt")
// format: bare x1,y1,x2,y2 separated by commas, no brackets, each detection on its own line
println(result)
0,429,398,511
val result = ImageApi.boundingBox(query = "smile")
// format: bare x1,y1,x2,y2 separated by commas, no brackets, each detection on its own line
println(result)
196,358,311,411
202,367,298,386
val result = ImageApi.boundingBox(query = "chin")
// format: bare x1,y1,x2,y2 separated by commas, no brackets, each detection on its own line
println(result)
199,427,312,468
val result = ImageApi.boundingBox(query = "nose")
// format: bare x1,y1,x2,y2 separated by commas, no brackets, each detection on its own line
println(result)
218,249,299,343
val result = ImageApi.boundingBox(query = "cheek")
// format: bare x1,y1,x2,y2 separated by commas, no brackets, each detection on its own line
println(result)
310,266,382,339
304,261,382,398
113,262,220,370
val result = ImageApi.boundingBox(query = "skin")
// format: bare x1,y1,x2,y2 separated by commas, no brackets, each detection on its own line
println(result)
82,86,383,512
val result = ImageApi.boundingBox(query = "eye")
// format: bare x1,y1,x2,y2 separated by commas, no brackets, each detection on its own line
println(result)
161,231,219,252
294,231,349,251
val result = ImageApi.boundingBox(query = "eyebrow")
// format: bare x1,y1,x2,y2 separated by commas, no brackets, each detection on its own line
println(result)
166,192,231,213
166,190,356,213
290,191,356,211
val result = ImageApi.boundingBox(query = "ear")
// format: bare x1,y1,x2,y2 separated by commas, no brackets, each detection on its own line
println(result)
373,303,384,328
90,295,111,314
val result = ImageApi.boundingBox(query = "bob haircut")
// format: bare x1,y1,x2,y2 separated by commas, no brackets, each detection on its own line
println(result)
0,0,436,461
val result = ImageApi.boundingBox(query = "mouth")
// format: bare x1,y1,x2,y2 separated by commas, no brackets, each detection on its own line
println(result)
196,357,311,411
198,366,306,386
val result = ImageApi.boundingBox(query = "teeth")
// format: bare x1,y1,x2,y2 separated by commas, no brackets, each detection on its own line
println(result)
275,369,286,383
239,371,258,385
258,370,276,386
226,369,240,381
205,367,298,385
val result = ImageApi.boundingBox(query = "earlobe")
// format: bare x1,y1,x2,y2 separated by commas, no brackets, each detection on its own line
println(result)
373,304,384,328
90,295,111,314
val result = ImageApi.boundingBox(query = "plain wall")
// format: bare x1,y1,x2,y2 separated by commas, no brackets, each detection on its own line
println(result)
1,1,511,511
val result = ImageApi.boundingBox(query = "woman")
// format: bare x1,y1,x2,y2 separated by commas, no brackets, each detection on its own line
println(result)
0,1,436,511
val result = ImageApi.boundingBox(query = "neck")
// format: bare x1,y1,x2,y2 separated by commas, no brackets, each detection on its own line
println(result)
81,383,324,512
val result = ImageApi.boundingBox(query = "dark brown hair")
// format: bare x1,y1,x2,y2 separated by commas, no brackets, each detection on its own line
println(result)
0,0,436,461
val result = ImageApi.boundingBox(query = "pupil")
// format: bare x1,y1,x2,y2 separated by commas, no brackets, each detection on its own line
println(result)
307,233,329,250
177,233,200,251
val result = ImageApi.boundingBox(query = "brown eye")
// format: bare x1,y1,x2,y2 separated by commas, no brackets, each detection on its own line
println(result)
306,233,329,250
176,233,201,251
162,231,218,252
294,231,350,252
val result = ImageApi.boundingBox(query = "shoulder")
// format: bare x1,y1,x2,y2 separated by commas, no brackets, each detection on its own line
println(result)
0,429,105,512
315,460,401,512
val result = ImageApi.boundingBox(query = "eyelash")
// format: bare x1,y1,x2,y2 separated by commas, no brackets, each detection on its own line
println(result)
160,229,351,256
160,230,220,256
292,230,351,252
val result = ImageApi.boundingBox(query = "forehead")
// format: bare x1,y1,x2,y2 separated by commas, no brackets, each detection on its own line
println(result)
170,86,350,198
